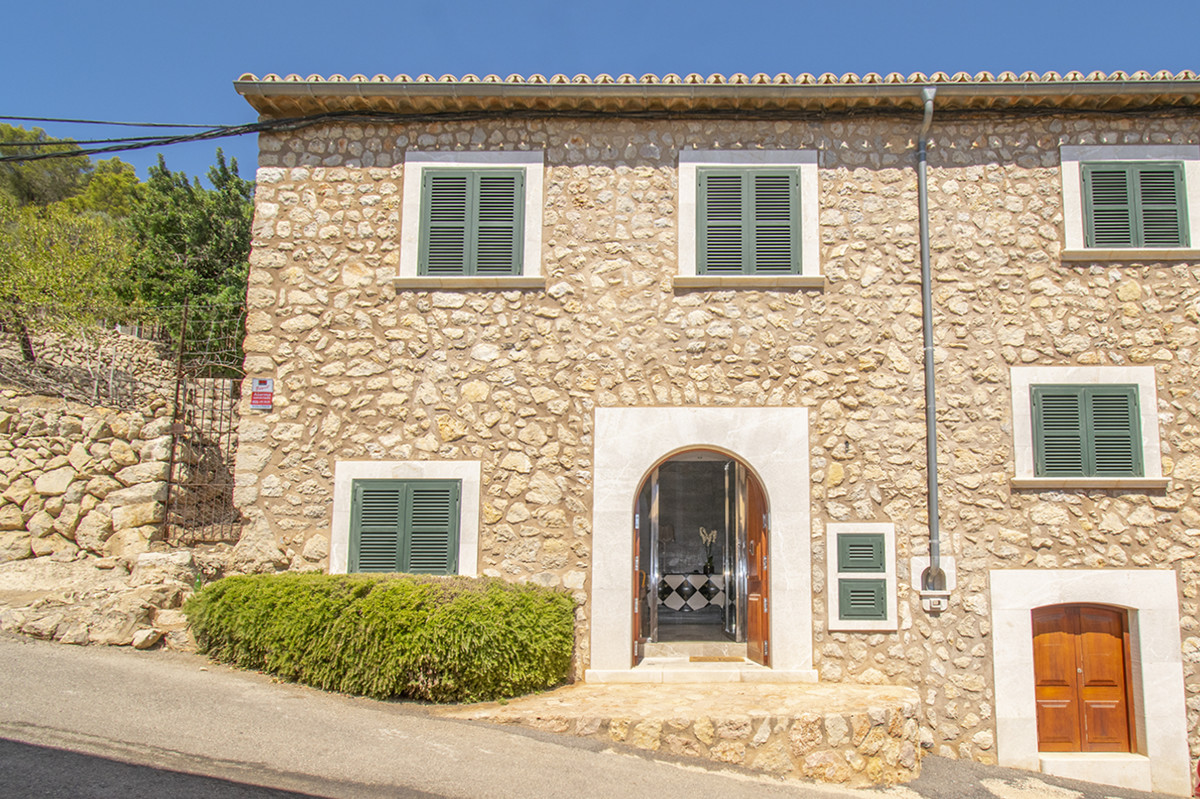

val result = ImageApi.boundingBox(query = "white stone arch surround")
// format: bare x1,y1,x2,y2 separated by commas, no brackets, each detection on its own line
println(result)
633,445,772,505
588,407,814,679
990,569,1190,795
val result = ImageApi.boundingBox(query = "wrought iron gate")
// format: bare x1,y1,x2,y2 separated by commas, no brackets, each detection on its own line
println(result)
162,301,245,545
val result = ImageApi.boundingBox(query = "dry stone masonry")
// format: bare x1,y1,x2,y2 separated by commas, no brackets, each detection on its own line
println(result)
0,387,282,647
0,389,175,567
444,682,922,787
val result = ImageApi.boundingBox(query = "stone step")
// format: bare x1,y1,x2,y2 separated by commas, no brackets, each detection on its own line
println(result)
438,681,923,787
585,657,819,684
643,640,747,658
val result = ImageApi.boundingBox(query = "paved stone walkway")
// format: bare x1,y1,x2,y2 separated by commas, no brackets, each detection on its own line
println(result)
437,680,924,786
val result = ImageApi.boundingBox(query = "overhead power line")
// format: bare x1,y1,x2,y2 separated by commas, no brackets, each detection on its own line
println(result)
0,135,165,147
2,104,1199,164
0,115,225,128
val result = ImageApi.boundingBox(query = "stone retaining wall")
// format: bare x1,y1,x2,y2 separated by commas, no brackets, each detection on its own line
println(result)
0,389,175,566
0,387,286,649
446,686,922,786
0,327,177,409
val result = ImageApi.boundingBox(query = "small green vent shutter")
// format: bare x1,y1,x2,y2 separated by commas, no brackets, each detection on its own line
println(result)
349,479,461,574
419,169,524,275
1032,385,1142,477
698,168,800,274
1083,162,1188,247
839,579,887,620
837,533,885,573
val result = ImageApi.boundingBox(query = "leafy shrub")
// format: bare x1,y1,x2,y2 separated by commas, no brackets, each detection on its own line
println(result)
184,573,576,703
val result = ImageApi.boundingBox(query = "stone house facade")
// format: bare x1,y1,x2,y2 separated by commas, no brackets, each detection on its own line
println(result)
232,70,1200,795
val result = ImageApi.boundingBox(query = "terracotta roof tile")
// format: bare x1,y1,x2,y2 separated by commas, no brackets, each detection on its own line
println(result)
238,70,1200,86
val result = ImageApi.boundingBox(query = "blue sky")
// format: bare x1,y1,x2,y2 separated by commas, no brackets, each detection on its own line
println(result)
5,0,1200,184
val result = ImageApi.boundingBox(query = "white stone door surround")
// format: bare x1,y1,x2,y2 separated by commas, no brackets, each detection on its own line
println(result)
989,569,1191,795
588,407,815,680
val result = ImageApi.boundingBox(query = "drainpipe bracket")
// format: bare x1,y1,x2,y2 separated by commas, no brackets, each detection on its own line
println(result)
911,555,955,614
919,589,951,614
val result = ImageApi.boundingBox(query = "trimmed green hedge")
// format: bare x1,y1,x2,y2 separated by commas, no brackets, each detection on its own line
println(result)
183,573,576,703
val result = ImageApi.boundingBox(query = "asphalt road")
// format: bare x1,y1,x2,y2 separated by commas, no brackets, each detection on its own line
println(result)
0,633,1180,799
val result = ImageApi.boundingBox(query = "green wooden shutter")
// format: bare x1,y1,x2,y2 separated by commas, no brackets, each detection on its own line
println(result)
473,172,524,275
403,480,461,575
839,579,887,620
1083,162,1188,247
698,170,746,274
1033,385,1142,477
751,172,800,273
1136,164,1188,246
349,479,461,574
1087,385,1142,476
698,168,800,274
350,481,404,572
419,169,524,275
837,533,885,572
1032,386,1086,476
1083,165,1135,247
420,172,470,274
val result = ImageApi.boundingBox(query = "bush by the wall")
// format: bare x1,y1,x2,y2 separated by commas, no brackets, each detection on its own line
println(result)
183,573,576,703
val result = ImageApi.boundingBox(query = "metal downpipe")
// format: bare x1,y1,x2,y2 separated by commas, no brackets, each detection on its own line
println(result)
917,87,947,601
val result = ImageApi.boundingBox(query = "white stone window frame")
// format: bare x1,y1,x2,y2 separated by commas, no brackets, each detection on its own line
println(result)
1010,365,1167,489
825,523,898,632
396,151,545,289
329,460,481,576
990,569,1190,795
1060,144,1200,261
676,150,823,288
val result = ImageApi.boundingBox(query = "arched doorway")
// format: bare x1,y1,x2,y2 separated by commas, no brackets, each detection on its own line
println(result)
1033,603,1135,753
632,450,770,667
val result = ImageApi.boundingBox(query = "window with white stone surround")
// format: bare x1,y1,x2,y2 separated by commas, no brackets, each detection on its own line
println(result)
826,523,897,632
1060,144,1200,261
1010,366,1167,489
677,150,822,288
329,460,481,575
396,151,545,288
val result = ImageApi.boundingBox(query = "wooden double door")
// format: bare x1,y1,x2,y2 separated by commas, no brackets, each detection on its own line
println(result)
1032,604,1134,752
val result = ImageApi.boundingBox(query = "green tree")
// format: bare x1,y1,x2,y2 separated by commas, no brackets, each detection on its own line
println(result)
0,196,132,361
0,124,93,206
127,150,253,310
63,158,142,218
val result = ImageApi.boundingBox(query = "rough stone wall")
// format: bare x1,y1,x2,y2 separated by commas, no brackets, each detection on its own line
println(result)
0,386,290,648
0,389,175,566
239,116,1200,769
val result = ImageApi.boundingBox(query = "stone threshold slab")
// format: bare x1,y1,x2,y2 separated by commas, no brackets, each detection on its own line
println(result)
585,666,820,684
437,681,923,787
1038,752,1153,793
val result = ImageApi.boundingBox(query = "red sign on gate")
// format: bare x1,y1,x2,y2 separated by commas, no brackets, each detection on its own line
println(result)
250,378,274,411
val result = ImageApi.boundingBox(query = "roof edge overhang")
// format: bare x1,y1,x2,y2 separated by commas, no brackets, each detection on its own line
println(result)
234,71,1200,118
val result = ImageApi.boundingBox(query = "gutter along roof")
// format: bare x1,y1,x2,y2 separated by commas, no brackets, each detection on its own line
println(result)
234,70,1200,118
